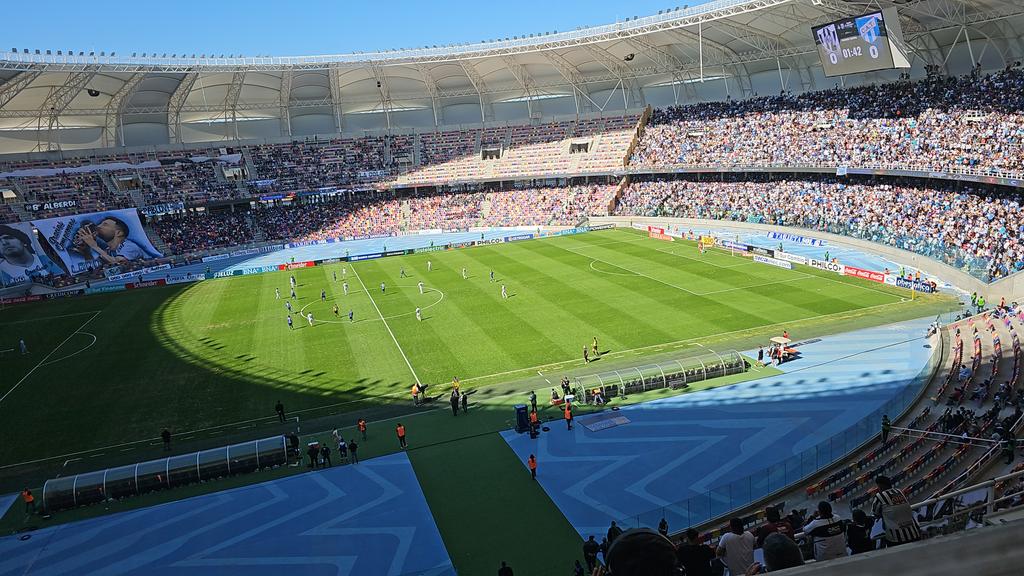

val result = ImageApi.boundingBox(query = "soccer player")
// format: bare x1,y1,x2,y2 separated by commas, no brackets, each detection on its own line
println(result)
19,339,28,354
583,346,589,363
501,284,507,299
592,337,599,357
275,287,280,299
321,289,326,302
307,312,314,326
348,309,354,322
290,275,296,288
333,304,339,317
415,307,422,321
461,267,467,279
287,315,293,330
427,260,432,272
380,282,386,294
285,301,292,312
418,281,424,294
290,287,297,299
490,270,495,282
342,266,347,276
400,266,408,278
343,281,349,296
333,270,337,282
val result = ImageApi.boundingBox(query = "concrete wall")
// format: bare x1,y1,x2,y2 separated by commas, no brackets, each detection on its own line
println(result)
588,216,1024,302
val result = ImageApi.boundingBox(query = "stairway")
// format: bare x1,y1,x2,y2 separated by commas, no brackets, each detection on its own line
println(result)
144,223,171,255
400,200,412,231
241,148,259,179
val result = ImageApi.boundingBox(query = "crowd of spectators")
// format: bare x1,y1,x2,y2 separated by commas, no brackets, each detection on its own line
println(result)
632,68,1024,177
616,175,1024,281
152,210,255,254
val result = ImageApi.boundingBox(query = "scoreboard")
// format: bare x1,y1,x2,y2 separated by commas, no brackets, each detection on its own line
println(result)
811,8,910,77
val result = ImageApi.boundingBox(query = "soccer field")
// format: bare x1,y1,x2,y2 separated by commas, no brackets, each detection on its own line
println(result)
0,228,949,471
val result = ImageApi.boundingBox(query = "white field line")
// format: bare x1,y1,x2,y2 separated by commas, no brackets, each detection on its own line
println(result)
0,310,103,326
41,332,98,366
350,263,422,385
0,311,101,407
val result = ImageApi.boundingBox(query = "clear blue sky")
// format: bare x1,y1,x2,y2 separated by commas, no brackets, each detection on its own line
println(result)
6,0,701,57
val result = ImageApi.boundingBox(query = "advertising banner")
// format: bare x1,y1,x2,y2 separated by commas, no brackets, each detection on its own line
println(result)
85,284,127,295
843,265,886,283
809,259,844,274
32,208,163,275
888,275,936,293
649,232,674,242
415,246,445,253
279,261,315,270
773,252,809,265
721,240,750,252
0,294,43,305
201,253,231,263
751,246,773,257
0,221,66,287
43,288,85,299
348,253,382,261
126,279,167,290
753,255,794,270
647,226,665,234
589,224,616,231
766,231,827,247
25,200,77,212
505,234,534,242
139,201,185,217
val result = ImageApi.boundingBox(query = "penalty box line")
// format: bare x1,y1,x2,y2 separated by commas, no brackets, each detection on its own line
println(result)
0,310,102,408
350,263,422,385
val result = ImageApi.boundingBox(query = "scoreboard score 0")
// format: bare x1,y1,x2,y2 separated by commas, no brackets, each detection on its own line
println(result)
811,8,910,77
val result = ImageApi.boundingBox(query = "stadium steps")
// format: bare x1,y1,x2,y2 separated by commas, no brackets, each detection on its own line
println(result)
811,314,1019,513
144,223,172,255
241,148,259,179
916,313,1024,499
692,316,981,531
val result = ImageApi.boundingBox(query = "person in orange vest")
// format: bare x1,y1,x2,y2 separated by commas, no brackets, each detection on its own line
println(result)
528,454,537,480
529,408,540,437
21,488,35,514
411,384,420,405
357,418,367,441
396,423,407,449
564,405,573,430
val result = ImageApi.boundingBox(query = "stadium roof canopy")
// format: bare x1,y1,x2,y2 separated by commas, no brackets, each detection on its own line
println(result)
0,0,1022,153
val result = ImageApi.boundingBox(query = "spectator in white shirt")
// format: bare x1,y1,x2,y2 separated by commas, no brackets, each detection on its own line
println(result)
717,518,755,576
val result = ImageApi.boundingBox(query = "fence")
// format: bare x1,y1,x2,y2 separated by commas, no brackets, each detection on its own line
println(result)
618,331,944,531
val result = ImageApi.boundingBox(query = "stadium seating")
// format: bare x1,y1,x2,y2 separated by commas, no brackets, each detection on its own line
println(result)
615,176,1024,281
631,69,1024,178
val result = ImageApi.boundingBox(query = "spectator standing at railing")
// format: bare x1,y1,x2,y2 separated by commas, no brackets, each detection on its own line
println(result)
872,475,922,547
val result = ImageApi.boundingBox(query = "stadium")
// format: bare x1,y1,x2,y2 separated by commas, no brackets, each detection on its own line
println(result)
0,0,1023,574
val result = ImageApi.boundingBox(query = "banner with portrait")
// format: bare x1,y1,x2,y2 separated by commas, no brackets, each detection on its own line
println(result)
0,221,65,287
32,208,163,275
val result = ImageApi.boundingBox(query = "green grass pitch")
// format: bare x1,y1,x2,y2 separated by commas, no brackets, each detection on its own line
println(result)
0,228,946,471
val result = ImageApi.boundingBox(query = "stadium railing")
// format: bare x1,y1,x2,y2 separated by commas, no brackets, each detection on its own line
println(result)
617,329,944,532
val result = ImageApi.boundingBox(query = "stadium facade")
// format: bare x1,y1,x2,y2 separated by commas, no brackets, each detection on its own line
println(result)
0,0,1021,153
